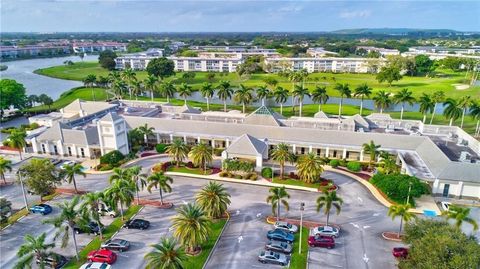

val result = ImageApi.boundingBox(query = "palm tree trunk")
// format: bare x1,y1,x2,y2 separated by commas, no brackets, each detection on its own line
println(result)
223,100,227,112
338,97,343,118
96,216,104,239
18,149,23,160
151,90,154,101
206,98,210,111
400,104,404,120
430,103,437,124
280,162,284,180
326,211,330,226
299,101,303,117
120,203,124,221
380,108,384,114
72,176,78,194
1,174,6,184
291,95,296,114
242,103,245,113
277,199,280,221
422,114,426,123
136,185,140,205
280,103,283,115
184,97,187,105
359,99,363,116
167,96,170,103
398,218,403,237
159,189,163,205
461,109,466,128
72,230,80,260
475,120,480,137
449,118,453,126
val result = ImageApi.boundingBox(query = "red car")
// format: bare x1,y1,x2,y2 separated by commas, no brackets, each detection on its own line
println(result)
87,249,117,264
308,235,335,249
392,247,408,258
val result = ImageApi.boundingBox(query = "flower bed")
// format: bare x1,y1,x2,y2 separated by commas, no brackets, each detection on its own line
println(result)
139,151,160,158
272,175,338,191
153,161,221,176
218,171,258,181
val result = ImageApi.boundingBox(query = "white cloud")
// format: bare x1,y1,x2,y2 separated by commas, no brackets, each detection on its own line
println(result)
339,10,371,19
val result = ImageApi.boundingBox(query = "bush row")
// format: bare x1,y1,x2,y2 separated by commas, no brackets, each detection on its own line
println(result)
219,171,258,181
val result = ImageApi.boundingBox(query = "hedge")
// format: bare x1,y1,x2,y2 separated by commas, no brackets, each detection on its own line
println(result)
261,167,273,179
370,173,430,206
155,143,168,154
100,150,125,166
346,161,361,172
329,159,340,168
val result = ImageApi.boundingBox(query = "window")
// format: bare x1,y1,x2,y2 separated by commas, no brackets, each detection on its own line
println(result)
53,145,58,155
442,184,450,197
41,144,46,153
68,147,72,156
80,148,85,157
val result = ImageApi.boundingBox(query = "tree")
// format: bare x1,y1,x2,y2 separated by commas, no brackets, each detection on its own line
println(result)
200,82,215,111
443,98,463,126
18,158,61,200
0,156,13,184
334,83,351,118
441,204,478,231
144,75,158,102
296,153,324,184
60,163,85,194
159,81,176,103
458,95,472,128
271,143,295,180
376,66,402,86
370,173,429,206
217,80,233,112
353,83,372,116
127,166,147,205
131,80,143,101
393,88,416,120
172,203,211,253
429,91,445,124
195,181,231,219
27,94,39,108
311,85,329,112
147,172,173,205
0,79,27,115
38,94,54,111
266,186,290,221
80,192,106,239
188,143,213,173
362,140,381,168
388,204,415,237
177,83,192,105
233,84,254,113
138,123,155,148
470,101,480,137
146,57,175,79
292,85,310,117
145,237,186,269
256,85,271,106
316,190,343,226
273,86,289,115
372,90,392,113
418,93,435,123
166,139,189,167
96,76,109,89
104,176,135,220
0,198,12,224
83,74,97,88
15,233,55,269
7,129,26,160
98,50,117,70
414,55,435,76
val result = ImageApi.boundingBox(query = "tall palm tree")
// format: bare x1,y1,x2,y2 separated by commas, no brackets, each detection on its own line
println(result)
470,101,480,137
188,143,213,173
83,74,97,101
159,81,176,103
418,93,435,123
104,177,136,220
316,190,343,226
458,95,472,128
273,86,289,115
131,80,143,101
271,143,295,180
166,139,189,167
442,204,478,231
443,98,463,126
388,204,416,237
61,163,85,194
200,82,215,111
80,191,105,239
15,233,55,269
196,181,231,219
362,140,381,168
0,156,12,184
127,166,148,205
43,196,82,260
296,153,324,184
256,85,271,106
217,80,233,112
138,123,155,148
147,172,173,205
430,91,445,124
353,83,372,116
7,130,26,160
266,186,290,221
311,85,329,112
144,75,158,101
112,80,127,99
393,88,416,120
288,71,302,114
292,85,310,117
172,203,211,253
145,237,187,269
334,83,351,118
372,90,392,113
177,83,192,105
121,68,137,100
233,84,254,113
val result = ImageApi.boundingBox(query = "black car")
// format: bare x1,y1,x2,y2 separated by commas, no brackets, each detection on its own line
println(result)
74,221,103,235
36,254,68,269
123,219,150,230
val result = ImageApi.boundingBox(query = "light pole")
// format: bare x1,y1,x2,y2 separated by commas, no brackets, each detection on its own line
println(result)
299,202,305,254
17,171,29,212
406,182,413,205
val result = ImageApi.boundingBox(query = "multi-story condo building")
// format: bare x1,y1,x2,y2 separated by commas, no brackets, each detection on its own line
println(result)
170,55,243,72
0,45,71,60
189,45,277,54
72,42,127,54
408,46,480,55
264,57,381,73
114,48,164,70
306,47,339,57
356,46,401,56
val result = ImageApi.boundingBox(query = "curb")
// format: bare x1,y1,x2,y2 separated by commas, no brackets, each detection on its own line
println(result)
111,206,145,239
84,154,169,174
381,232,403,242
202,211,231,269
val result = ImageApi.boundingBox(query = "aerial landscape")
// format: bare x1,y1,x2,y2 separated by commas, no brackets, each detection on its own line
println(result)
1,0,479,269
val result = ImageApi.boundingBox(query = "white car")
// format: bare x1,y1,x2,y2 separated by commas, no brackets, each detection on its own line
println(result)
60,160,76,169
79,262,111,269
312,226,340,237
274,221,298,233
441,201,451,211
98,204,117,217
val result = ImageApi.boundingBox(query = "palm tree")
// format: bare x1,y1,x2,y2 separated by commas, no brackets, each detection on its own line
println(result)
316,190,343,226
233,84,254,113
166,139,189,167
311,85,329,112
256,85,271,106
442,204,478,231
131,80,143,100
121,68,137,100
353,83,372,116
147,172,173,205
266,186,290,221
334,83,351,118
296,153,324,184
217,80,233,112
177,83,192,105
112,80,127,99
15,233,55,269
372,90,392,113
393,88,416,120
0,157,12,184
362,140,381,168
144,75,158,101
458,95,472,128
443,98,463,126
7,130,26,160
83,74,97,101
388,204,416,237
145,237,187,269
271,143,295,180
159,81,176,103
292,85,310,117
418,93,435,123
61,163,85,194
80,191,105,239
470,101,480,137
196,181,231,219
430,91,445,124
172,203,211,253
105,176,136,220
200,82,215,111
43,196,82,260
273,86,289,115
189,143,213,173
127,166,148,205
288,71,303,114
138,123,155,148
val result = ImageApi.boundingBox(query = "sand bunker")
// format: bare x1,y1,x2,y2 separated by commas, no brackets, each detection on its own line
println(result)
452,84,470,90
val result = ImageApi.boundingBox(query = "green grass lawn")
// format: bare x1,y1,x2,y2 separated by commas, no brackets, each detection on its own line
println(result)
167,165,212,175
272,177,321,189
290,226,309,269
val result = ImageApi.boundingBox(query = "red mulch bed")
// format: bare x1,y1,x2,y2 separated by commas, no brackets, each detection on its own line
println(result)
336,167,372,180
266,216,341,230
0,146,17,151
55,188,87,195
137,199,173,209
382,232,404,242
0,182,14,187
139,152,160,158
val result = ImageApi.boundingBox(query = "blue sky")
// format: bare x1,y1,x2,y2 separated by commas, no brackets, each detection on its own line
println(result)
1,0,479,32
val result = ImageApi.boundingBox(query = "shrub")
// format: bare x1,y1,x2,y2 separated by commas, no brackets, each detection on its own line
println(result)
100,150,125,167
223,158,255,173
186,161,194,168
347,161,361,172
213,148,224,157
370,173,430,206
234,175,243,179
261,167,273,179
339,159,347,167
98,164,113,171
329,159,340,168
247,172,258,181
219,171,229,177
289,172,299,180
155,143,168,154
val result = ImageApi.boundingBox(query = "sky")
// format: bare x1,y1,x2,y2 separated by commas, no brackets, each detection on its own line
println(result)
1,0,479,32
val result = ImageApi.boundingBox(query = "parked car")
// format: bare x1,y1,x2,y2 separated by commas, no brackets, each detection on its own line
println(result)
392,247,409,258
124,219,150,230
60,160,76,169
74,221,103,235
29,204,53,215
267,229,294,244
101,239,130,252
80,262,111,269
441,201,451,211
98,205,116,218
308,235,335,248
35,254,67,268
274,221,298,233
87,249,117,264
265,240,293,254
312,226,340,238
258,250,288,266
49,159,63,165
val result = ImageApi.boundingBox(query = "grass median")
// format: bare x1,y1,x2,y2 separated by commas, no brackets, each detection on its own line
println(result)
290,226,309,269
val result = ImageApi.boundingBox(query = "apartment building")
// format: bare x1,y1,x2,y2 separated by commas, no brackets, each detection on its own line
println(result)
356,46,400,56
114,48,164,70
306,47,339,57
265,57,380,73
72,42,127,54
170,55,243,72
0,45,71,60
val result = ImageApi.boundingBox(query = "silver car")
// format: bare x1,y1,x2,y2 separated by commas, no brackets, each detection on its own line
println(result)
100,238,130,252
274,221,298,233
258,250,288,266
313,226,340,237
265,240,293,254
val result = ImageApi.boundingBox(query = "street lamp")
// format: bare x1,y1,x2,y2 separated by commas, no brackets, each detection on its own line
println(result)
299,202,305,254
406,182,413,205
16,171,29,212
